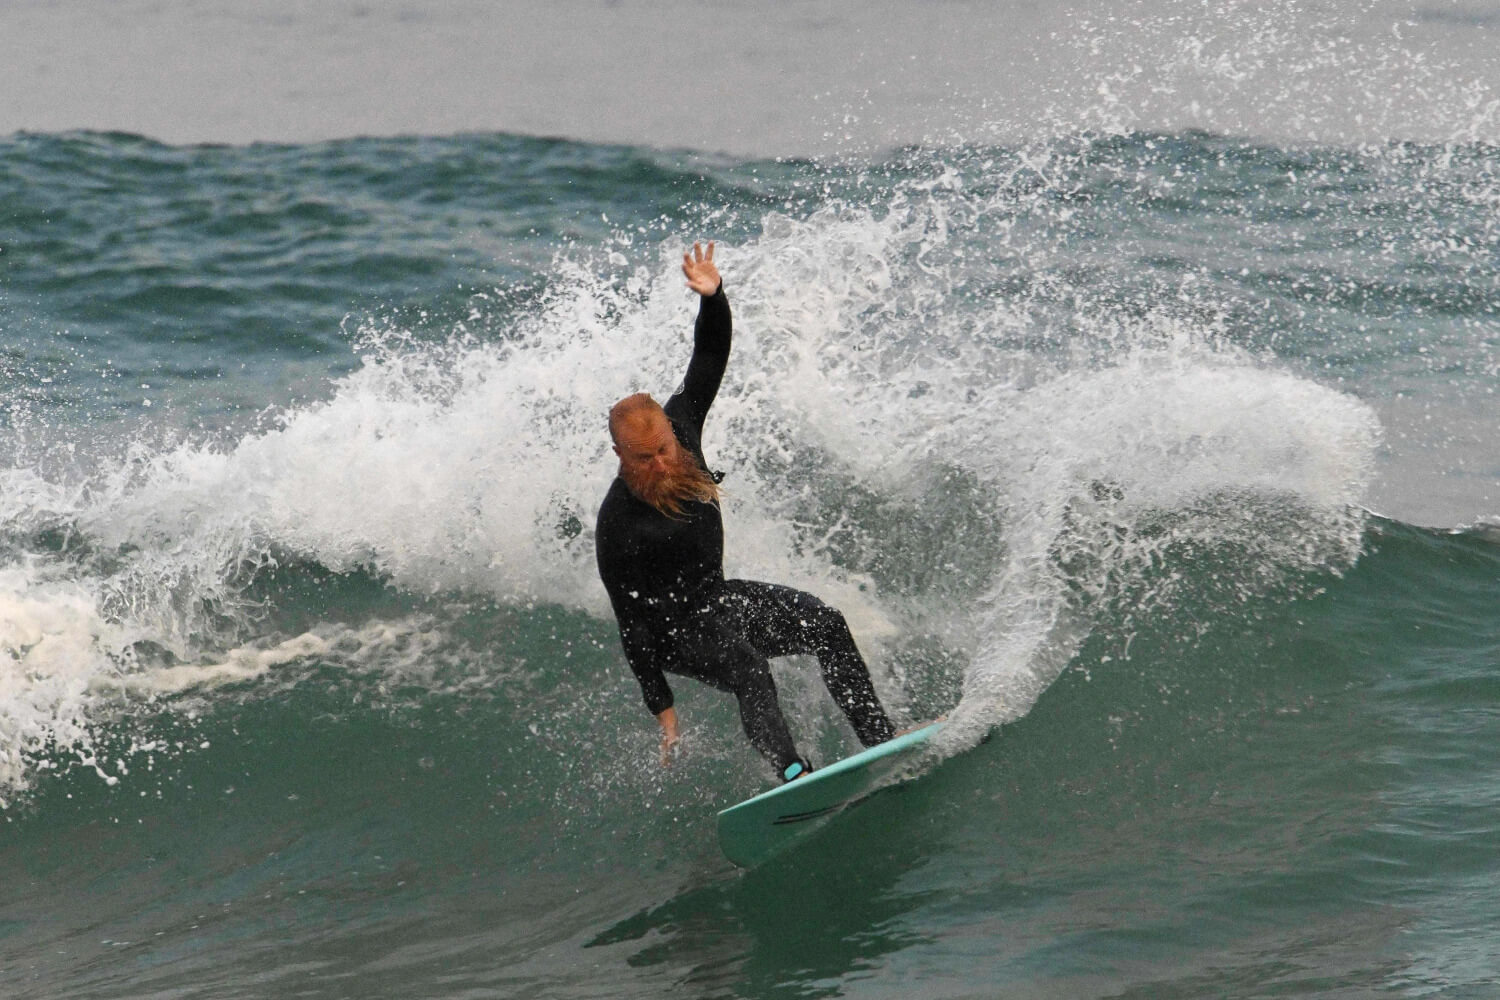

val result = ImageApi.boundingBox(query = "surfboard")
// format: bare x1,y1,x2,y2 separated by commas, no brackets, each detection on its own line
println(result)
716,721,945,867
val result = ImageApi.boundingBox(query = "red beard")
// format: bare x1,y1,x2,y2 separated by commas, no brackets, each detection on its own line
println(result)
624,452,720,517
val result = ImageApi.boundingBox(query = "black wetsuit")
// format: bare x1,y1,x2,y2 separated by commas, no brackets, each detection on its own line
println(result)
595,285,895,774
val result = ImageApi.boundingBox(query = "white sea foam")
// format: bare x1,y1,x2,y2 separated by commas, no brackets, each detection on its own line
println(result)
936,356,1380,749
0,567,138,803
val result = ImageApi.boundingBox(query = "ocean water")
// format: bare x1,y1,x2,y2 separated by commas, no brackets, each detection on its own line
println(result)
3,1,1500,997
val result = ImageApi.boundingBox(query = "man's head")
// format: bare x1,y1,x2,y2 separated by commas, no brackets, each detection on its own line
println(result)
609,393,720,516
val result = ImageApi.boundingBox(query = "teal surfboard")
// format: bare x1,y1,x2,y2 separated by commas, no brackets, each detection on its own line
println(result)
716,721,945,867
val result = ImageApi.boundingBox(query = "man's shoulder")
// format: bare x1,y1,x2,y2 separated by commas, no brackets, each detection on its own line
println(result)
661,406,703,458
598,476,632,515
597,477,651,534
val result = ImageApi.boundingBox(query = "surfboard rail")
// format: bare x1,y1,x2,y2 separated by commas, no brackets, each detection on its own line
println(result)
715,721,944,867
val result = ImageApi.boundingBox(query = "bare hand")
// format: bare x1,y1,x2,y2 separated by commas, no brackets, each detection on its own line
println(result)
660,729,681,767
681,241,720,296
656,706,681,767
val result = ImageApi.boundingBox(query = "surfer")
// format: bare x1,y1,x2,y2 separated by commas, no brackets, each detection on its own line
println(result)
595,242,897,783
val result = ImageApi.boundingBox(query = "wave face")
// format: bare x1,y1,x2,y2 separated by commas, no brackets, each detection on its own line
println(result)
2,125,1498,997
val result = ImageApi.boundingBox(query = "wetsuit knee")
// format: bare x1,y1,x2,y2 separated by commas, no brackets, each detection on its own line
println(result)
786,590,850,647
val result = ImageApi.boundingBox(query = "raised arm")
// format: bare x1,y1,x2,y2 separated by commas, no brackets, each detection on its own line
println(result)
668,242,732,436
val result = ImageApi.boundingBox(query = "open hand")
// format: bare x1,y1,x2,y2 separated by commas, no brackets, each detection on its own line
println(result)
657,706,682,767
681,241,720,296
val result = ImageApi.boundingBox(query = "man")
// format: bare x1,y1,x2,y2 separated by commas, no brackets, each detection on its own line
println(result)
595,242,897,783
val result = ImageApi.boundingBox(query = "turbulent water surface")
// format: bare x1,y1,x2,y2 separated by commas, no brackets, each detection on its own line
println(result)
3,1,1499,997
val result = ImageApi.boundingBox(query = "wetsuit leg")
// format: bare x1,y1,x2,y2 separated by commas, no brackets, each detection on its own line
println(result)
713,580,897,747
662,623,804,773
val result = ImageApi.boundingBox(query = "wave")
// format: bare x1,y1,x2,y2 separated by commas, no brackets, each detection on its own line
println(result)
1,147,1401,810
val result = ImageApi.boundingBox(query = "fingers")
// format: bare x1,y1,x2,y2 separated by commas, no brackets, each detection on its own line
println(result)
683,241,716,266
680,242,719,292
660,735,680,767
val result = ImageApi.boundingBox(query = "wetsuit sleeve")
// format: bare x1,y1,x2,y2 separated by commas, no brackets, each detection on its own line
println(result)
664,285,731,436
618,619,674,716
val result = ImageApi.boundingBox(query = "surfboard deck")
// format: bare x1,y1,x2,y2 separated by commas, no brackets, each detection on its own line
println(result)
716,721,945,868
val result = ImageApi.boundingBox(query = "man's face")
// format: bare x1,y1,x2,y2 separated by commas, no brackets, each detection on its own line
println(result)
613,409,685,499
